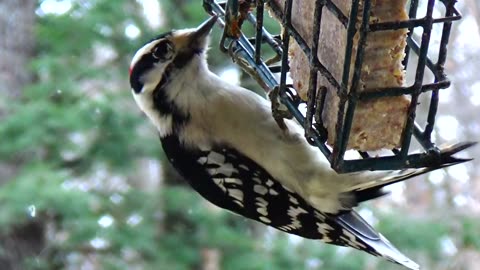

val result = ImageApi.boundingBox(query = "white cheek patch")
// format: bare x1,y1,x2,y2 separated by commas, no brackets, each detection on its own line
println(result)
142,62,168,93
132,91,173,136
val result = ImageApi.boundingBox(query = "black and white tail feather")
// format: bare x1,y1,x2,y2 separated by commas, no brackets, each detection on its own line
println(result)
350,141,476,204
129,15,475,270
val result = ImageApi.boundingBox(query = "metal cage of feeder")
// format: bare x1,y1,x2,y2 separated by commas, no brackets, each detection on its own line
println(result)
203,0,473,173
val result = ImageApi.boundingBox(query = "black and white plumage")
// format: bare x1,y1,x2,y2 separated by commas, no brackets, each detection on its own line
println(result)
128,16,467,269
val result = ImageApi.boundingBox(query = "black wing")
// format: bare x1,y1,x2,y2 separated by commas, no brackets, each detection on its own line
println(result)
161,134,336,239
160,134,419,269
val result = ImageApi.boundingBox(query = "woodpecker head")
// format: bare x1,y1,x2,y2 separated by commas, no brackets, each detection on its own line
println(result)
129,16,218,94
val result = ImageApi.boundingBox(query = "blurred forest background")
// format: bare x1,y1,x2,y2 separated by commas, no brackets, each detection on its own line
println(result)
0,0,479,269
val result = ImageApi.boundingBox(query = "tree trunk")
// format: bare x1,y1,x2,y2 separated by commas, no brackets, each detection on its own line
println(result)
0,1,45,270
0,0,35,99
0,0,36,184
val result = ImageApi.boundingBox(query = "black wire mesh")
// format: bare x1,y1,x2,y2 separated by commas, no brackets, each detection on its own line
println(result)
203,0,473,173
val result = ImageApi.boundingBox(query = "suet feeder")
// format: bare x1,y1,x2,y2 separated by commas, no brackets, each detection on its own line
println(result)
203,0,474,173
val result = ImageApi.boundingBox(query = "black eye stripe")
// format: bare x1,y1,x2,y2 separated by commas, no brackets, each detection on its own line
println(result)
129,53,156,93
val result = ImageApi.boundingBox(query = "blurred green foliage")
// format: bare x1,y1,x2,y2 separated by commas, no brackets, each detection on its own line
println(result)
0,0,479,269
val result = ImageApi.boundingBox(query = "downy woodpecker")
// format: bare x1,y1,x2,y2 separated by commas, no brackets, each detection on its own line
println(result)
129,16,467,269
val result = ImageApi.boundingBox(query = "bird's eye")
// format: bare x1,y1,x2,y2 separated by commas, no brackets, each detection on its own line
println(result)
152,40,174,61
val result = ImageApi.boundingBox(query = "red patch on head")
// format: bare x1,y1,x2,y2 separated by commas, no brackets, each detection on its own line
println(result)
129,66,133,76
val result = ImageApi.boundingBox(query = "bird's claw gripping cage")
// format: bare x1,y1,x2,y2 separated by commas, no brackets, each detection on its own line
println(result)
203,0,474,173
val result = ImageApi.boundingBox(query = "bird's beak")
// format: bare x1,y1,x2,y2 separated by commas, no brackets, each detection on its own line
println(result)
168,16,218,68
190,15,218,44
